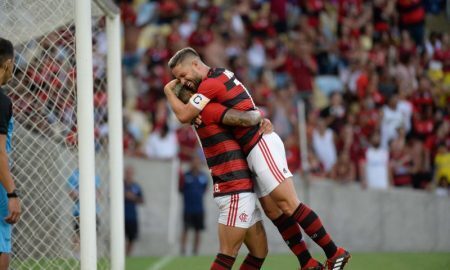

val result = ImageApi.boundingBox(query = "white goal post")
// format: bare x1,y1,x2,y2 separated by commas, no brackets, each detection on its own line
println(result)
0,0,123,269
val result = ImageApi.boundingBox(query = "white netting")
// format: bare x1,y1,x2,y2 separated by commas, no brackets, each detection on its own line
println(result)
0,0,111,269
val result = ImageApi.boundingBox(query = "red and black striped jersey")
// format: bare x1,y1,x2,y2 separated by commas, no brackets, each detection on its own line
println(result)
189,68,261,155
195,102,253,197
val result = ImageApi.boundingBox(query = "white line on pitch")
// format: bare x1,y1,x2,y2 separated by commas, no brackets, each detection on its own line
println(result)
148,255,174,270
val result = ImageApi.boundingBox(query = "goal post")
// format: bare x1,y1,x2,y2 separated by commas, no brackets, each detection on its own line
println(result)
0,0,122,269
106,9,125,270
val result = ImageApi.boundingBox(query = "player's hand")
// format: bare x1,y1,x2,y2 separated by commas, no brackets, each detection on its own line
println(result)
5,197,21,224
164,79,179,95
259,118,273,135
125,191,137,201
191,115,202,128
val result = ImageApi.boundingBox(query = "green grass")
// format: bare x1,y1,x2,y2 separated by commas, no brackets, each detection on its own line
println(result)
126,253,450,270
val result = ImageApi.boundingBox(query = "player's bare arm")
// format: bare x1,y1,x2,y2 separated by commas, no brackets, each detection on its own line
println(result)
176,83,273,133
223,111,273,134
0,135,20,224
164,79,201,124
222,110,261,127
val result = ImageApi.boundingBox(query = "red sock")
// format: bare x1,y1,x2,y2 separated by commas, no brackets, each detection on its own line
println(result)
210,253,236,270
292,203,338,258
239,253,265,270
272,214,312,267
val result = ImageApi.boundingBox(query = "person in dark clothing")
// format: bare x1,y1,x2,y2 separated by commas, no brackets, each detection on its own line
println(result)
179,155,208,255
124,166,144,256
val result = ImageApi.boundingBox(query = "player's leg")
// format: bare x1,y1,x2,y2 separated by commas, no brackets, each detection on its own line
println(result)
249,133,348,268
211,193,260,270
259,195,322,269
240,218,267,270
216,224,246,256
0,253,9,270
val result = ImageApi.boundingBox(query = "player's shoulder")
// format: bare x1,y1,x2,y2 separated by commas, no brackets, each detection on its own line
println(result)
198,77,225,94
207,68,227,78
0,88,11,106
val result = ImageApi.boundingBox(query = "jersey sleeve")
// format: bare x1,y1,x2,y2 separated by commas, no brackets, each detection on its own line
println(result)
189,78,226,111
0,95,12,135
200,103,230,125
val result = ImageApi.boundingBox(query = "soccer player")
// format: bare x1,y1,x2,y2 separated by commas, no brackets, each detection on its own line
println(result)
165,47,350,270
177,84,323,270
0,37,21,270
175,84,270,270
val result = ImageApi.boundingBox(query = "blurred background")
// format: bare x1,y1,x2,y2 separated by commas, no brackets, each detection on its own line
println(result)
111,0,450,263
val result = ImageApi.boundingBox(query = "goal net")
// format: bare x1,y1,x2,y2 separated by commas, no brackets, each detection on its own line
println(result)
0,0,114,269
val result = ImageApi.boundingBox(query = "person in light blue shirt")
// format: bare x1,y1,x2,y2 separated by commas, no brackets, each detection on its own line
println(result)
67,168,101,249
0,37,21,270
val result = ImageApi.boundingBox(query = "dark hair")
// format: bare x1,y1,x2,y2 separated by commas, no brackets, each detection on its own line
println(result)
0,38,14,66
168,47,199,69
177,85,194,104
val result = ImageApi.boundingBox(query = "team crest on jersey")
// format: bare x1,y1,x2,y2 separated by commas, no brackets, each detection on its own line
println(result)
239,212,249,223
214,184,220,193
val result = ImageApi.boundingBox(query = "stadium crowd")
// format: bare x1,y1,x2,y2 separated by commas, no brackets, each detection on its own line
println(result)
120,0,449,194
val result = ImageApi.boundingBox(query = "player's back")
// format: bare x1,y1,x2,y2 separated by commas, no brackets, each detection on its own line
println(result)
196,68,262,155
195,103,253,197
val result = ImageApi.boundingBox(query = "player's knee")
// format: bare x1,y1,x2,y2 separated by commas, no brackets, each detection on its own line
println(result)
262,205,282,220
219,243,240,257
0,253,10,270
275,200,295,216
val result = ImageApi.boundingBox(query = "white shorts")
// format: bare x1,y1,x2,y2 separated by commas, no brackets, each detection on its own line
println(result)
247,132,293,198
214,192,262,228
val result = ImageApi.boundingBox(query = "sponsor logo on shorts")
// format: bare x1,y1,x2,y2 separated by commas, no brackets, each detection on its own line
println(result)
283,168,288,174
239,212,249,223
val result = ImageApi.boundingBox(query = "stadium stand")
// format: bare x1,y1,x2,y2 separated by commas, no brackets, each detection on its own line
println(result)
116,0,450,194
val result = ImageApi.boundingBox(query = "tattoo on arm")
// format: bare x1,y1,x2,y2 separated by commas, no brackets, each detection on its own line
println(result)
222,110,261,127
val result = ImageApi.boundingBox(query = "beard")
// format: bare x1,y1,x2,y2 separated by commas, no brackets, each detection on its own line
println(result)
185,71,202,91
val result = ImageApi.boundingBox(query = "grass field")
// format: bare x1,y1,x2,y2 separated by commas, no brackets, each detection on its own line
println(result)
126,253,450,270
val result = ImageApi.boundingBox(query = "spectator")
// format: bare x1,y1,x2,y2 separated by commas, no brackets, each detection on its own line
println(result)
361,133,391,189
381,94,405,148
396,0,426,47
432,144,450,196
320,92,346,132
286,33,318,102
124,166,144,256
144,121,179,159
307,148,326,179
329,152,356,183
106,0,450,193
179,155,208,256
410,135,432,189
176,125,199,164
285,134,301,173
312,118,337,172
389,127,413,187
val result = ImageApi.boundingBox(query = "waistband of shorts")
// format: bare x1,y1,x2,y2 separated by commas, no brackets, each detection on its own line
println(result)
213,189,254,198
